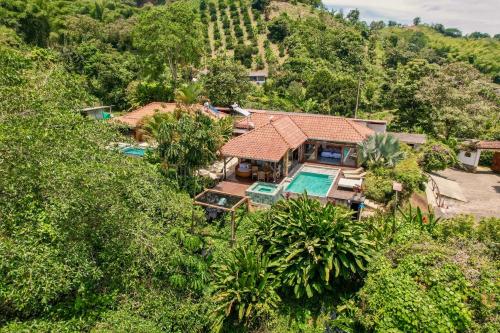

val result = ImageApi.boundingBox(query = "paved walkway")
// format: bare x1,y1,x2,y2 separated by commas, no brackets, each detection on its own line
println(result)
433,168,500,218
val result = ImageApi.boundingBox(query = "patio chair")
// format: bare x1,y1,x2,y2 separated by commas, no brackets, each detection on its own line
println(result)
342,167,364,175
274,166,281,182
343,172,367,179
257,171,266,181
251,166,259,180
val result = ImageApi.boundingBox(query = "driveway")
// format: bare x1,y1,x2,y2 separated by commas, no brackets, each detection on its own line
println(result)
433,167,500,218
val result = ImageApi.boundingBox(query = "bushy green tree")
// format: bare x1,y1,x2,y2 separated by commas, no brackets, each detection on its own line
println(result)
154,110,231,176
203,57,251,106
133,2,204,85
415,63,499,140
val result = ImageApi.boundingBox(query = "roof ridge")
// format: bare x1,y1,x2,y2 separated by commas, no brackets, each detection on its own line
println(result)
286,115,308,138
269,118,294,148
346,118,373,140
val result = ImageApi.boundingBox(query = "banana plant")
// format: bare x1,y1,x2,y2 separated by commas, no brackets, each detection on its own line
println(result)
210,243,280,332
253,194,375,299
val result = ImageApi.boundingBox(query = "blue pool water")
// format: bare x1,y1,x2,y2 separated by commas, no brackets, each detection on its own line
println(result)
253,183,278,193
286,172,334,197
122,147,147,157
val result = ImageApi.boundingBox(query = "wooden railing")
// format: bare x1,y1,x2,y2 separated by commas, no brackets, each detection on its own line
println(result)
427,174,445,208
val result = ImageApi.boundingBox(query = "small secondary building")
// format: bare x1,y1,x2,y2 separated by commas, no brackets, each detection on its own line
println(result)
113,102,225,140
458,140,500,172
80,106,113,119
388,132,426,149
248,70,268,85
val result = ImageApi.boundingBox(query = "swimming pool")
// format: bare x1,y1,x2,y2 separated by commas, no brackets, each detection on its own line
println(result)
286,167,339,197
122,147,147,157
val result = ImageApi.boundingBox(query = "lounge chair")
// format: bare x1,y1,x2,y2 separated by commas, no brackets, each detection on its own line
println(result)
343,172,366,179
342,167,364,175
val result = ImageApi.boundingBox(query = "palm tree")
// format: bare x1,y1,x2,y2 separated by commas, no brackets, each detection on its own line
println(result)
358,133,405,168
174,82,203,105
136,112,174,142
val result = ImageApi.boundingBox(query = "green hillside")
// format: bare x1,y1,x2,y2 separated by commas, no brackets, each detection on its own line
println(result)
1,0,500,332
387,26,500,82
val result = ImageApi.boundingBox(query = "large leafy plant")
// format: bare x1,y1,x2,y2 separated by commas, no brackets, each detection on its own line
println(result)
210,244,280,332
253,195,374,298
358,133,405,168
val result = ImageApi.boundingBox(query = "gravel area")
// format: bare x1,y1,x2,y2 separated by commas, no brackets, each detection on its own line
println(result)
434,167,500,218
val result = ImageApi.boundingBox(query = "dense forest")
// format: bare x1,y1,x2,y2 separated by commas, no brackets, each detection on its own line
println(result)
0,0,499,332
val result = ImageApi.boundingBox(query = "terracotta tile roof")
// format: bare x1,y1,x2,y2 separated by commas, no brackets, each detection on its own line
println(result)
221,123,293,162
477,141,500,150
113,102,224,128
291,114,373,143
272,117,307,148
235,110,373,144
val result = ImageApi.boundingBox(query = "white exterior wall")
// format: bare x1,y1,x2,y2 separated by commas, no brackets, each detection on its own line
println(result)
354,120,387,133
458,149,481,167
366,122,387,133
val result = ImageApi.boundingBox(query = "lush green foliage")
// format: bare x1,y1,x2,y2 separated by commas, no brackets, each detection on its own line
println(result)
253,195,374,299
210,244,280,332
419,140,457,172
0,44,208,331
358,133,405,168
203,56,251,106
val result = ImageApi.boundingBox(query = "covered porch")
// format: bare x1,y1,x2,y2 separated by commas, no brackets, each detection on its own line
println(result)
303,140,359,167
221,146,303,183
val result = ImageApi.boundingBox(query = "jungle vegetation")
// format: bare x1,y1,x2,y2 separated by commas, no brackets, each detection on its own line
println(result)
0,0,499,332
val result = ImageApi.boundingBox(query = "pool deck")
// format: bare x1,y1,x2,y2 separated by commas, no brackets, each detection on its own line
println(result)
216,163,362,203
213,181,250,197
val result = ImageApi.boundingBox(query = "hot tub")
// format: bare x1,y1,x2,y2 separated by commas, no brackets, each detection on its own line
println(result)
246,182,283,205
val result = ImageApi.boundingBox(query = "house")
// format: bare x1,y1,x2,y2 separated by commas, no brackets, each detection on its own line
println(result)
113,102,226,140
248,70,268,85
220,110,377,178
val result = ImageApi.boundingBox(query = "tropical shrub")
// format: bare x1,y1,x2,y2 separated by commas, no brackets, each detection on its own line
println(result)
253,195,374,298
393,155,427,195
420,140,457,172
154,110,231,177
363,170,394,203
363,155,425,203
358,133,405,168
330,216,500,333
210,244,280,332
358,250,475,332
